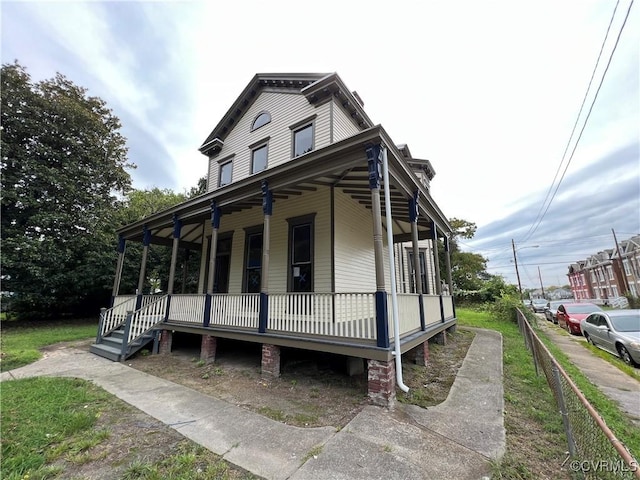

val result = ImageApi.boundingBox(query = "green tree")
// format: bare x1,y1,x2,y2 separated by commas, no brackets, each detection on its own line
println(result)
1,62,133,319
114,178,206,295
438,218,490,292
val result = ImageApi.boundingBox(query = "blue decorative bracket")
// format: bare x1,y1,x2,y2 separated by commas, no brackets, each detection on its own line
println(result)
365,144,382,190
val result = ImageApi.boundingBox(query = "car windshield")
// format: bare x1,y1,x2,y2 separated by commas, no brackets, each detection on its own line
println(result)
566,304,600,314
533,300,546,305
610,314,640,332
550,302,563,308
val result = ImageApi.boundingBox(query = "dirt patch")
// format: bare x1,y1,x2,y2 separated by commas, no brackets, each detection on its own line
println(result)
125,329,476,428
15,329,476,479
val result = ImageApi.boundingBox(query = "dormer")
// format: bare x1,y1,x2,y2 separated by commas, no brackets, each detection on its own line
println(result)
397,144,436,191
199,73,376,193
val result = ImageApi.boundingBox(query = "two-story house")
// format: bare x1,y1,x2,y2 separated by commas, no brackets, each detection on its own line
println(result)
90,73,456,406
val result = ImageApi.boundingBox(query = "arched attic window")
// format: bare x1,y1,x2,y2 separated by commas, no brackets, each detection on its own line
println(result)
251,111,271,131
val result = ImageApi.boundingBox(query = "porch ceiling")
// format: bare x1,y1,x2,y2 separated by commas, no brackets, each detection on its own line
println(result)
118,126,450,248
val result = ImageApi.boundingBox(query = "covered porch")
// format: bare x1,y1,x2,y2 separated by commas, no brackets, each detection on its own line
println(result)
92,127,457,406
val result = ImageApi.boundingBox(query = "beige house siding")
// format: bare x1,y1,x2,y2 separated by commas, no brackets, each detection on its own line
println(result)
207,92,332,192
202,188,331,294
333,189,392,293
332,100,364,141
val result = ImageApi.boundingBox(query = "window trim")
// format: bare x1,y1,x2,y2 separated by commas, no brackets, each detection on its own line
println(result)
290,115,316,158
250,140,269,174
286,213,316,292
242,225,263,293
217,155,234,187
251,111,271,131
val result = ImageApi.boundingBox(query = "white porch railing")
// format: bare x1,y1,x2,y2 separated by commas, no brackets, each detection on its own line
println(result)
442,295,454,319
168,294,206,324
104,291,453,345
387,293,422,341
127,295,168,343
100,295,137,335
210,293,260,329
424,295,443,327
269,293,376,340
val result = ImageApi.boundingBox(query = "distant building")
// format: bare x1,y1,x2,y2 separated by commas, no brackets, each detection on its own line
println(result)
567,234,640,302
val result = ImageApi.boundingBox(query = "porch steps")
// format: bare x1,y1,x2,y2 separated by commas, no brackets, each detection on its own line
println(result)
90,327,154,362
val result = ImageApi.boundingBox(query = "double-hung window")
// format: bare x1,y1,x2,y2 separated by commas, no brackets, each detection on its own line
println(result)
290,116,316,157
251,142,268,174
218,159,233,187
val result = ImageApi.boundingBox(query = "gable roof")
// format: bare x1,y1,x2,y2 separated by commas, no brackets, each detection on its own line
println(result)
198,72,375,156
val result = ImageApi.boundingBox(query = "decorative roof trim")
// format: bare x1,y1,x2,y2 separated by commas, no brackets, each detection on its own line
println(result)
198,73,331,154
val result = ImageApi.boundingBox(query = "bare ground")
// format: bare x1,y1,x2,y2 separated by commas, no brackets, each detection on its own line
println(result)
39,329,475,479
125,328,476,428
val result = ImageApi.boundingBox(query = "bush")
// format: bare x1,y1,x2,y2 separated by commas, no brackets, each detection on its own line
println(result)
624,294,640,309
486,293,523,324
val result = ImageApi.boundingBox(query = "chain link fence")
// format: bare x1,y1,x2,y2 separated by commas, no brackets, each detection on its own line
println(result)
516,308,640,479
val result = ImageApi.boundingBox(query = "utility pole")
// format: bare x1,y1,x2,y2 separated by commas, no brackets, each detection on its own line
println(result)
538,266,546,298
612,228,634,294
512,239,523,301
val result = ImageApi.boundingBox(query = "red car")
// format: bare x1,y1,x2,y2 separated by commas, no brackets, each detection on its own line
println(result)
557,303,603,335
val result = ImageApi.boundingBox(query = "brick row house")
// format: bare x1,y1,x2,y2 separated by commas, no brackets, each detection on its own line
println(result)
567,234,640,303
90,73,457,406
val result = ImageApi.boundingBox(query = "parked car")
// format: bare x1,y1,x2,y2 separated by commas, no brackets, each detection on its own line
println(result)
557,302,603,335
523,299,532,309
544,300,564,323
580,309,640,366
530,298,548,313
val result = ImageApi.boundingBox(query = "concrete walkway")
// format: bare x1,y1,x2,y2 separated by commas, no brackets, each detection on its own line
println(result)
2,328,505,480
536,319,640,426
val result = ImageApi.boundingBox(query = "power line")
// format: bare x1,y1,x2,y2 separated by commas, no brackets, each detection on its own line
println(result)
520,0,634,243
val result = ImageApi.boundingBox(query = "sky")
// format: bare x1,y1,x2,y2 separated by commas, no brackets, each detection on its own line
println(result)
2,0,639,290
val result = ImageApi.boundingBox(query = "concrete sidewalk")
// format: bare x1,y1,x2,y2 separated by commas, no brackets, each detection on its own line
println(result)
1,328,504,480
536,319,640,426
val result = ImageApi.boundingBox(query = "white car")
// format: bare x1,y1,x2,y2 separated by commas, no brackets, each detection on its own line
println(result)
580,309,640,366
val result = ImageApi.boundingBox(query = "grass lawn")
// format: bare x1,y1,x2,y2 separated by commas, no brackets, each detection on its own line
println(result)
0,320,257,480
1,319,97,372
457,306,640,479
457,307,571,479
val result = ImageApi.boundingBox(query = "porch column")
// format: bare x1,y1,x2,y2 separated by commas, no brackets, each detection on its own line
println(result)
259,181,272,333
167,214,182,295
137,226,151,307
366,144,389,349
207,201,222,294
198,234,208,293
409,191,425,331
444,235,456,317
111,235,126,306
431,221,442,294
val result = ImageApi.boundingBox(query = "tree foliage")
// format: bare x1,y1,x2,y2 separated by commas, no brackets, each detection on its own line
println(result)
1,62,133,319
114,186,200,295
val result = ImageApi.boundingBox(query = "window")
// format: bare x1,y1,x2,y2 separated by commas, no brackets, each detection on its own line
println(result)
251,145,268,173
287,215,314,292
293,124,314,157
219,160,232,187
251,112,271,131
408,251,429,294
243,227,263,293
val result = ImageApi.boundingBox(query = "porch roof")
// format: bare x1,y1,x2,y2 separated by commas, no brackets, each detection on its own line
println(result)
118,125,453,248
